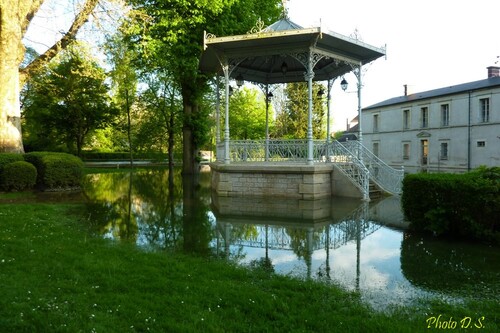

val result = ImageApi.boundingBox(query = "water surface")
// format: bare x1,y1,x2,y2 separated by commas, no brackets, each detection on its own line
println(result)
83,168,500,309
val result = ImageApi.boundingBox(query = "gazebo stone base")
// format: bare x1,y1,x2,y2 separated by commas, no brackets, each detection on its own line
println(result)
210,162,362,200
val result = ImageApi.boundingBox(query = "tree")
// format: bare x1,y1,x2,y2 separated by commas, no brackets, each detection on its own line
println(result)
106,29,139,165
0,0,101,153
274,82,325,139
22,42,118,155
228,87,271,140
134,68,184,170
126,0,282,174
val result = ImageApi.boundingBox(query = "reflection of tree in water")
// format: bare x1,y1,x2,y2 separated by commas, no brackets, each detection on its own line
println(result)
133,169,183,250
85,172,138,243
287,228,321,279
84,169,214,255
401,231,500,298
182,174,214,255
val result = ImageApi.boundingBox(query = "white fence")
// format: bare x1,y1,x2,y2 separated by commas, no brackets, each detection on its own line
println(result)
216,139,404,196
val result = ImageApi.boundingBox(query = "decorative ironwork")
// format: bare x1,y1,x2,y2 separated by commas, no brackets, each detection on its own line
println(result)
290,51,325,74
216,203,379,252
221,139,403,197
228,139,326,162
324,141,370,200
339,140,404,195
247,17,266,34
205,32,217,39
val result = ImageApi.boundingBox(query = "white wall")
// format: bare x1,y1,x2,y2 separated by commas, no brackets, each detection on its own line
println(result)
362,86,500,173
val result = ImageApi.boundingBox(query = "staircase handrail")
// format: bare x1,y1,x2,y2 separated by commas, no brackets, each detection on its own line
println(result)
341,140,404,195
327,141,370,200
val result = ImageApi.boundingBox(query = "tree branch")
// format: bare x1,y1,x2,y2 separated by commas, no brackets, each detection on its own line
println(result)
20,0,99,84
22,0,44,36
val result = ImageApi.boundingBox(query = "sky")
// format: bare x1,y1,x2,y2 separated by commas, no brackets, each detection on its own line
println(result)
24,0,500,131
286,0,500,130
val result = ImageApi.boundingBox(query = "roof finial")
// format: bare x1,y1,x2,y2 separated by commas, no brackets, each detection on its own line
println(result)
281,0,289,19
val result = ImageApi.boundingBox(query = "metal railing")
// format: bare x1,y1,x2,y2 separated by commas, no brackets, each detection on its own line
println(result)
227,139,327,163
324,141,370,200
339,140,404,195
216,139,403,197
217,202,380,252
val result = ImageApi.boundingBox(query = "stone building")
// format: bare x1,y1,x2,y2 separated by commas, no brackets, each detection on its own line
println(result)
361,66,500,173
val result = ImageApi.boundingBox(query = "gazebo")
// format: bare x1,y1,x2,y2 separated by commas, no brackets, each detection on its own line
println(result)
200,17,403,200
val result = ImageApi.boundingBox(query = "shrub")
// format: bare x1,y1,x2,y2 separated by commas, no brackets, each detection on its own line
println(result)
80,151,168,161
402,167,499,243
0,153,24,170
24,152,84,190
0,161,37,191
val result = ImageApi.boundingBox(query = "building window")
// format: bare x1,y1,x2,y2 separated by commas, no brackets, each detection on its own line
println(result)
477,141,486,147
403,143,410,160
440,142,448,160
440,104,449,127
373,114,379,132
403,109,410,130
480,98,490,122
421,107,428,128
373,142,379,157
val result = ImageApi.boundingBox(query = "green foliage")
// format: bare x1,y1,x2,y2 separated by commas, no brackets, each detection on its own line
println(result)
105,29,139,155
227,87,271,140
402,167,500,243
0,153,24,170
81,151,168,161
274,82,326,139
134,69,183,154
0,154,26,191
0,161,37,191
22,42,119,156
125,0,282,172
24,152,84,190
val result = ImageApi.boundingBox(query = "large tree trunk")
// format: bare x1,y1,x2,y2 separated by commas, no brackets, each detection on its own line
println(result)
0,0,27,153
0,0,99,153
181,82,199,176
182,101,198,175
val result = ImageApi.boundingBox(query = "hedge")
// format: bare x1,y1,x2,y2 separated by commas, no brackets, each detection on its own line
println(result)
80,151,169,161
0,161,37,191
401,167,499,243
24,152,84,190
0,153,24,170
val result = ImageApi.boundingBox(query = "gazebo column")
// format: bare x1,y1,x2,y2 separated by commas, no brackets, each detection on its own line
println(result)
215,76,221,145
217,55,246,164
305,66,314,165
265,84,270,161
257,83,272,161
326,78,335,146
295,51,323,165
223,66,231,164
356,64,363,148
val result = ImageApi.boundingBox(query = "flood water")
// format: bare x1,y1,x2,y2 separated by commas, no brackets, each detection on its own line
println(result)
82,168,500,310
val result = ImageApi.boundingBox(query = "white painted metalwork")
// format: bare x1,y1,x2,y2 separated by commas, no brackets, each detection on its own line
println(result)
216,202,378,252
220,139,403,198
326,140,370,201
227,139,326,162
341,140,404,195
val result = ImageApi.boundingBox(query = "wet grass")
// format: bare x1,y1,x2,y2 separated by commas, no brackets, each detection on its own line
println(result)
1,195,498,332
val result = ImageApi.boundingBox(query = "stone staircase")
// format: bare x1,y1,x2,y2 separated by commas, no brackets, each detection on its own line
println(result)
369,181,382,200
327,140,404,201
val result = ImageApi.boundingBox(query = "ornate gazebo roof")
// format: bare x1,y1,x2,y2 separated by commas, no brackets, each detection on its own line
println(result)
200,18,386,84
200,17,386,173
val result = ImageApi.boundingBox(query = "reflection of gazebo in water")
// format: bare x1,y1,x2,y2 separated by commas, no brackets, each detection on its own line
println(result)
200,16,404,201
212,195,380,283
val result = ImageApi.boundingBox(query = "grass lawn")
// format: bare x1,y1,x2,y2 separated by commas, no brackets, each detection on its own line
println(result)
0,197,498,332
